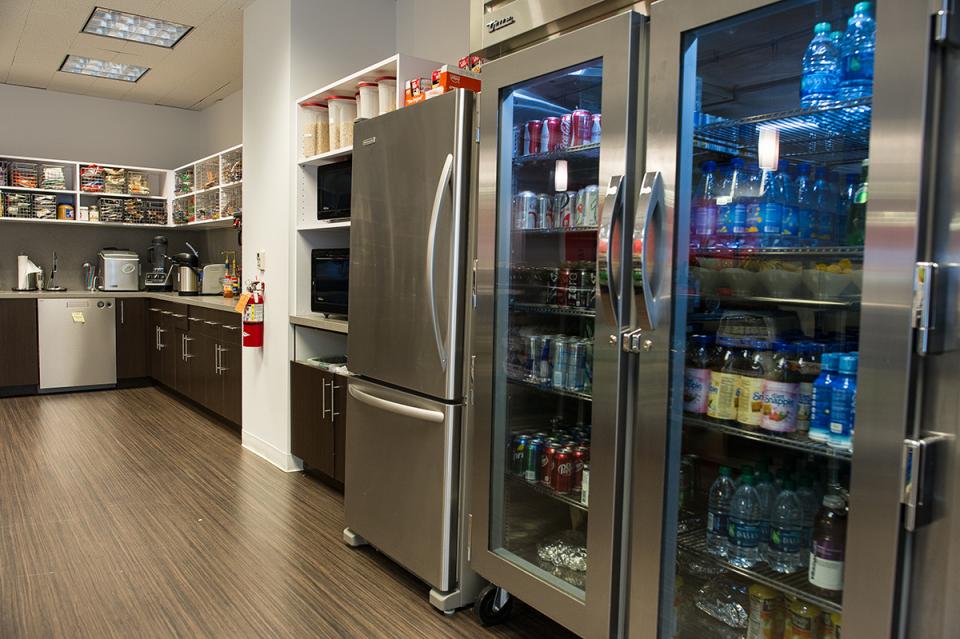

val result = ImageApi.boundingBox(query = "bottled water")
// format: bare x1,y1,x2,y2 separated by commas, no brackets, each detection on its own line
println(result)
828,354,858,451
727,471,763,568
706,466,736,557
810,352,839,442
801,22,841,108
717,158,747,248
758,169,782,247
796,475,820,567
775,160,798,246
837,173,858,245
839,2,876,101
795,164,816,245
755,471,776,555
767,480,805,573
739,162,762,248
812,167,834,244
691,161,719,249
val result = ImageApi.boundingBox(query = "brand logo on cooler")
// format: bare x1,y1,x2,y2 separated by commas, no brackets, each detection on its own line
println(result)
486,15,516,33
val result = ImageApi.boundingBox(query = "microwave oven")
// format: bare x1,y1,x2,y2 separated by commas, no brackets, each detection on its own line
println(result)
311,248,349,316
317,160,352,221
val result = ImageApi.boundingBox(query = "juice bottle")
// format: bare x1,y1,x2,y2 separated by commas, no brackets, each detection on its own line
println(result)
785,598,822,639
707,338,740,421
762,341,801,433
684,334,713,414
809,494,847,596
797,342,824,435
737,340,771,429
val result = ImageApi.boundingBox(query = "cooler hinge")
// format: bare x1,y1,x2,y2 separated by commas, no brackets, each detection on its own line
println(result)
901,434,949,531
912,261,960,355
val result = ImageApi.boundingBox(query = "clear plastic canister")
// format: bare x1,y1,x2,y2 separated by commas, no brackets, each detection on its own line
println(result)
358,82,379,119
326,97,342,151
301,102,322,157
336,98,357,148
314,104,329,154
377,76,396,115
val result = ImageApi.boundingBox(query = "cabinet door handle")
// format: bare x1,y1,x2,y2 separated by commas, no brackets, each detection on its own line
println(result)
148,307,160,312
157,328,166,349
160,310,172,315
189,317,203,323
171,313,186,319
330,383,339,419
221,325,239,331
215,344,222,374
120,300,124,325
204,320,220,326
321,379,328,419
155,326,159,350
218,345,230,373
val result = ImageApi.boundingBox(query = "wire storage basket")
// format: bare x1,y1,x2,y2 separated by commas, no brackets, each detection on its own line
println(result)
175,166,194,195
3,192,34,218
39,165,66,190
10,162,38,189
0,161,10,187
174,197,195,225
196,190,219,222
104,168,126,194
221,148,242,184
123,199,166,225
34,194,57,219
98,197,125,223
126,171,151,196
80,164,105,192
197,157,219,191
220,182,241,219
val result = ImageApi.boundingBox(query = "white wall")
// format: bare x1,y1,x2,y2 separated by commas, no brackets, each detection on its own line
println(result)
199,90,243,154
395,0,471,66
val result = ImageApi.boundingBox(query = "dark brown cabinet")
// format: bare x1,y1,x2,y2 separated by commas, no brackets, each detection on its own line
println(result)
290,361,347,484
116,298,148,380
0,300,39,392
147,303,180,389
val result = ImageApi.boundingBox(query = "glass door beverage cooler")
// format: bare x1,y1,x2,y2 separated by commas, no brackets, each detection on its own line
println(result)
470,11,645,638
624,1,934,638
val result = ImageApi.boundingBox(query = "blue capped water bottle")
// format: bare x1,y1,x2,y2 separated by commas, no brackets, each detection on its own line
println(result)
829,354,858,451
775,160,798,246
839,2,876,101
810,352,839,442
812,167,834,245
837,173,858,246
757,168,782,247
796,164,816,245
801,22,841,108
717,158,747,248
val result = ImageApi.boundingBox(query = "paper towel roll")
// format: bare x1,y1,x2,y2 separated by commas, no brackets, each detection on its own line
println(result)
17,255,41,290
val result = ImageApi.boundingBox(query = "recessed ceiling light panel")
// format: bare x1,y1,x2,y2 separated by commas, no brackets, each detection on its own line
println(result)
83,7,192,48
59,55,149,82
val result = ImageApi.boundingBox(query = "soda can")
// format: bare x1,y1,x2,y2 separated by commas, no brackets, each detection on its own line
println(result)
582,340,593,393
560,113,574,148
590,113,602,144
523,335,542,382
540,444,557,485
515,190,538,229
524,438,542,482
574,188,587,227
557,266,571,307
545,267,560,305
511,434,530,476
571,109,591,146
540,119,551,153
553,448,574,493
537,335,553,384
577,267,596,308
525,119,543,155
582,185,600,227
567,268,581,308
512,124,524,158
545,116,562,152
566,340,587,392
537,193,554,229
572,447,587,493
551,337,568,389
554,191,574,228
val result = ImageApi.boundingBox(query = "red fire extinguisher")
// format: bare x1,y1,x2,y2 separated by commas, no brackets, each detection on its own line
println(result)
242,280,265,348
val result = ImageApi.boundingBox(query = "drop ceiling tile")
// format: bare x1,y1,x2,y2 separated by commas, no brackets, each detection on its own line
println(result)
87,76,136,98
46,71,96,93
155,0,226,26
7,62,55,89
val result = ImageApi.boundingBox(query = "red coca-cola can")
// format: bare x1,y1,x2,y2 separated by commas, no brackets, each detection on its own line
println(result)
572,446,588,493
571,109,592,146
525,119,543,155
553,448,574,493
560,114,573,148
541,444,557,485
544,116,562,152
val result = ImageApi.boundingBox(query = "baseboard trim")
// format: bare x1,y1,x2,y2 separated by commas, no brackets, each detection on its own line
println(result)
242,431,303,472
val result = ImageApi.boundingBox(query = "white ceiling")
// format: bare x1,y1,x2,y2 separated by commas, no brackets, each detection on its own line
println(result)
0,0,247,110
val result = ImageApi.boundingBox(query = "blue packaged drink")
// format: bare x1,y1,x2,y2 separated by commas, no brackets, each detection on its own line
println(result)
809,352,839,442
717,158,747,248
839,2,876,101
796,163,816,245
759,168,782,246
777,161,799,246
801,22,841,108
828,355,857,451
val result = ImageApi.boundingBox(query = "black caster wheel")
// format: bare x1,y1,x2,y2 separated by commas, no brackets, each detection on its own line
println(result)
476,584,514,626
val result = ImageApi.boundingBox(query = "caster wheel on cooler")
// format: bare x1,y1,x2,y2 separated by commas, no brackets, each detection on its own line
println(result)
476,585,514,626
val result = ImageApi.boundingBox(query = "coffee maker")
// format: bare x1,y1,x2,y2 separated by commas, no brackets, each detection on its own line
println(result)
144,235,174,291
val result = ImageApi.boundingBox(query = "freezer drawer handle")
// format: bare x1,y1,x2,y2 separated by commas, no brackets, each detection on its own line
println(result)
426,152,454,372
348,385,444,423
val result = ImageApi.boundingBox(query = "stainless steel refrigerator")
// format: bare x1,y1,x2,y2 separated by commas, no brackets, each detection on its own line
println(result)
470,0,948,637
343,88,483,612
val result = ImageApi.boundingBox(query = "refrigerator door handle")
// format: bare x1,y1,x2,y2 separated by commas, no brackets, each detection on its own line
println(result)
348,385,445,424
634,171,666,331
426,152,454,372
598,175,625,332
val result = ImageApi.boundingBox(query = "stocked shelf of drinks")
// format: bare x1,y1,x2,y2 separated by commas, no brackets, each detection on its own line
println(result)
508,377,592,403
684,415,852,461
692,245,863,258
514,226,599,236
510,302,596,319
699,294,857,310
505,473,588,513
513,142,600,166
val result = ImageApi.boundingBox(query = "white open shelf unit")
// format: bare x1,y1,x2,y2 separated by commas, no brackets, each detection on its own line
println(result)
292,54,439,335
172,144,243,228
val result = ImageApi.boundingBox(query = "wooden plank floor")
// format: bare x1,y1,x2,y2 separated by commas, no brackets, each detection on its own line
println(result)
0,387,578,638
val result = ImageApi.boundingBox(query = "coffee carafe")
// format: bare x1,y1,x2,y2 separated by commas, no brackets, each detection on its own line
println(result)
174,242,201,296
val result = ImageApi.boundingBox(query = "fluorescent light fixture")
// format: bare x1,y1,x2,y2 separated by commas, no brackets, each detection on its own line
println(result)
554,160,568,192
83,7,192,48
59,55,149,82
757,127,780,171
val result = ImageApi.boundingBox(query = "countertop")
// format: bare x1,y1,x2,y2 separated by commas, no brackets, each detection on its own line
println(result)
0,290,241,313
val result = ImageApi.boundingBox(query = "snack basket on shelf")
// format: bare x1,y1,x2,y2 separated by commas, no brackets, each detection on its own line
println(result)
3,192,34,218
104,168,126,194
98,197,125,223
39,165,66,190
80,164,106,192
125,171,151,196
34,194,57,219
10,162,38,189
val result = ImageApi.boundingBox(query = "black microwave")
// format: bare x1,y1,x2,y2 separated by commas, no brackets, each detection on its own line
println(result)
317,160,352,221
311,248,349,316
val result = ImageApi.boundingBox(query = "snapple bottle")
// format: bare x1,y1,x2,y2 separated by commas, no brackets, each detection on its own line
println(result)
736,340,771,430
762,341,801,433
707,338,740,422
684,335,713,414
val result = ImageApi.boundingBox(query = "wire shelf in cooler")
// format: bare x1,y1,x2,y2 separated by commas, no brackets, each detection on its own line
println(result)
513,142,601,166
676,527,842,614
510,302,596,318
505,473,588,512
683,415,852,461
692,246,864,259
508,377,592,402
700,294,858,310
514,226,599,236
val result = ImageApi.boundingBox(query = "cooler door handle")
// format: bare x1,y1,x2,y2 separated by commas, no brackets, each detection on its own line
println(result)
634,171,665,331
426,152,454,372
348,385,445,424
598,175,625,331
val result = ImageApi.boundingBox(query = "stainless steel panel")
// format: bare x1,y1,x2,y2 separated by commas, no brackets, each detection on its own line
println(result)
37,298,117,390
347,90,473,401
470,12,643,638
344,378,460,591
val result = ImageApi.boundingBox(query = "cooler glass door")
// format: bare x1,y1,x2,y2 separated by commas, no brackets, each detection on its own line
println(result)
625,1,928,638
347,90,472,401
470,11,644,638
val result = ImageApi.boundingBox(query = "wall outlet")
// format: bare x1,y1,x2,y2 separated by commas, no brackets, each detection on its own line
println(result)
256,251,266,271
